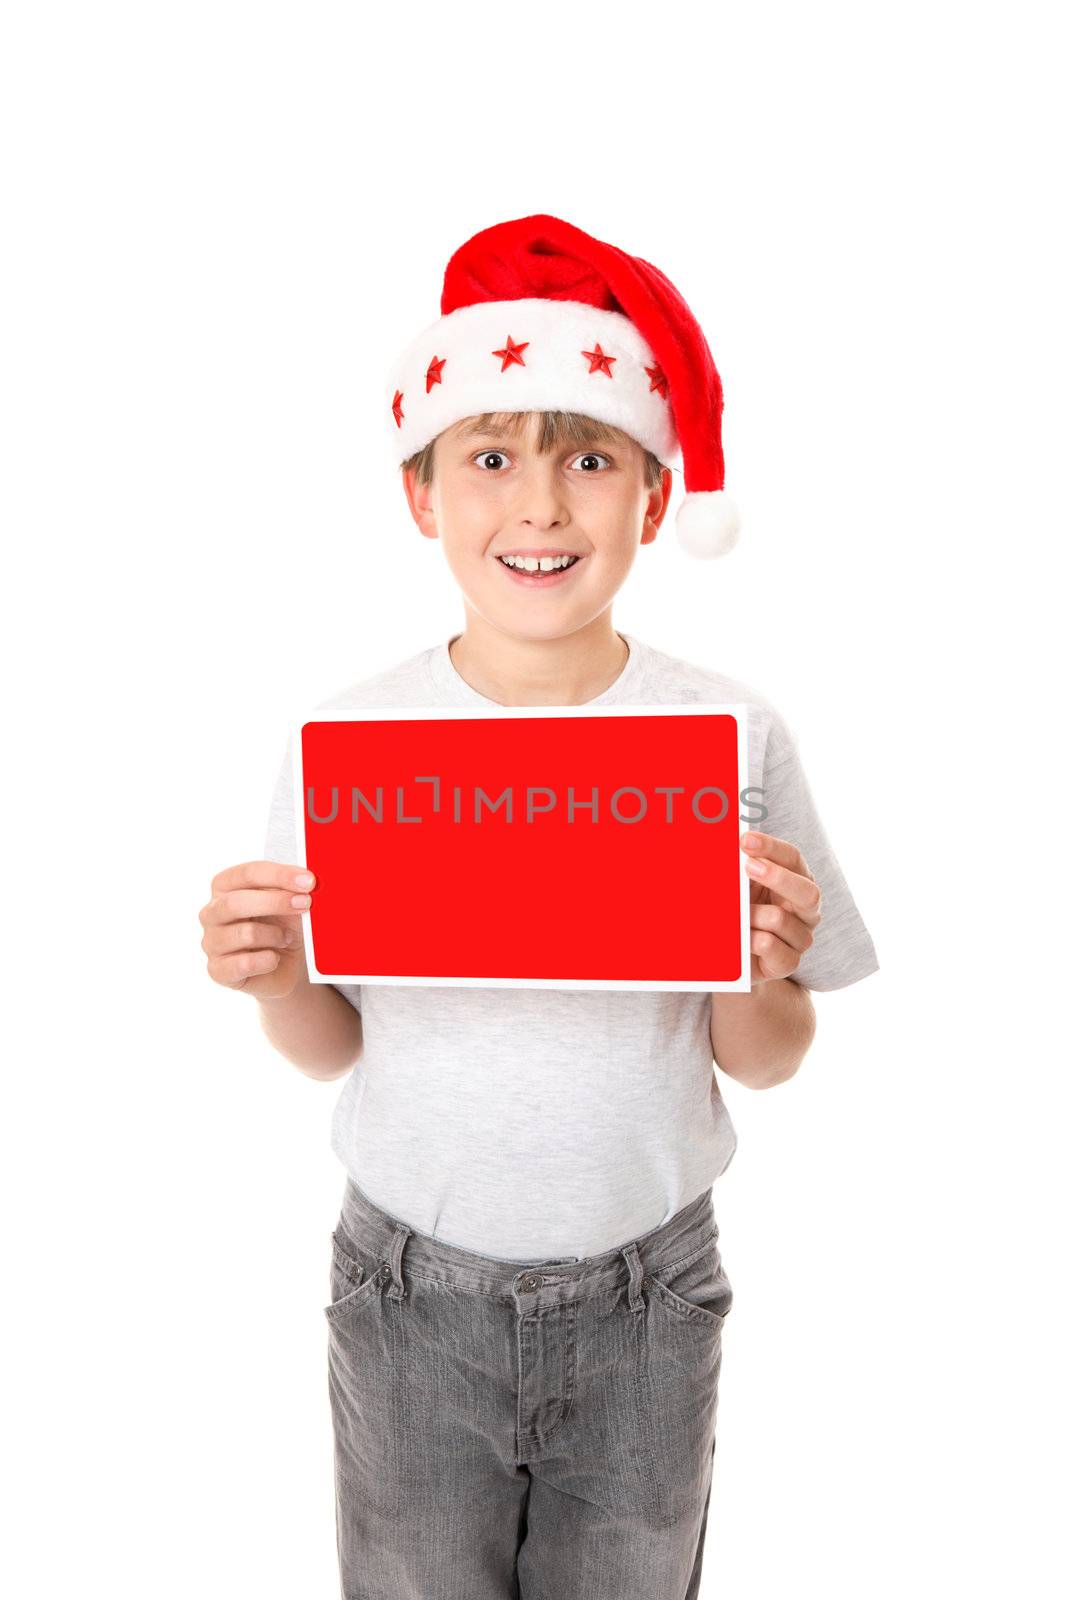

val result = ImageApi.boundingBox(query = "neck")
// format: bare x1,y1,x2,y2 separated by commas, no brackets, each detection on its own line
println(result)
448,615,630,706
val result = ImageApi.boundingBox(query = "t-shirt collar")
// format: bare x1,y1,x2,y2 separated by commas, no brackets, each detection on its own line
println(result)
427,631,645,707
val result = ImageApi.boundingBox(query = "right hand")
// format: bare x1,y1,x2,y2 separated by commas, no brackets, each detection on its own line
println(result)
199,860,316,1000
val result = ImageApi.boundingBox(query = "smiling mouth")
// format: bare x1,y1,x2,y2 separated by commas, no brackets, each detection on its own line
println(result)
496,553,584,576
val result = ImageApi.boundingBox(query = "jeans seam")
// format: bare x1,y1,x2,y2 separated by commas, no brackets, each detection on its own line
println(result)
631,1295,668,1526
386,1283,406,1520
537,1302,578,1448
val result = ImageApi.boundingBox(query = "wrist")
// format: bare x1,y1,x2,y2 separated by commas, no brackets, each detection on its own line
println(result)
256,968,312,1004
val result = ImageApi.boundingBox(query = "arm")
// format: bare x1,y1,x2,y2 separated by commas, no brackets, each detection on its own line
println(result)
257,978,363,1082
709,828,822,1089
710,977,816,1090
200,859,363,1082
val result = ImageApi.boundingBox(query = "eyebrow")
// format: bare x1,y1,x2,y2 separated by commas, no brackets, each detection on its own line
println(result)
455,426,617,449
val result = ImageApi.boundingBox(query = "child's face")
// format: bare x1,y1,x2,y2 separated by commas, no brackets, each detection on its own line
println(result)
402,413,672,643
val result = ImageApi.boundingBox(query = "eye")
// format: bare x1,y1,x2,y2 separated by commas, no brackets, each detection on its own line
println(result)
473,449,512,471
569,452,611,473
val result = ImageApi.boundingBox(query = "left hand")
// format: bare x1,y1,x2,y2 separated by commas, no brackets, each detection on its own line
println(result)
740,831,822,984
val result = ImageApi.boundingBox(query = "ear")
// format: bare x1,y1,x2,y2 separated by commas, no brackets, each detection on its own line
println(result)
640,466,673,546
401,465,439,541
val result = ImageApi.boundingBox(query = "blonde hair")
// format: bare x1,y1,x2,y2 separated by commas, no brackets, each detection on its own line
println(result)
400,410,665,491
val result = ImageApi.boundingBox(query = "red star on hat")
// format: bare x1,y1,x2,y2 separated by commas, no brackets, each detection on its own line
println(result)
492,335,529,371
582,342,616,377
391,389,404,427
645,362,668,397
425,355,446,392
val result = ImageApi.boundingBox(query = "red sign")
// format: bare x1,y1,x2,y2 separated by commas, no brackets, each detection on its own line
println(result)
293,704,749,991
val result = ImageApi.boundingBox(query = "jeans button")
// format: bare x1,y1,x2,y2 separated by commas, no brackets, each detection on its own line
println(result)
518,1273,542,1292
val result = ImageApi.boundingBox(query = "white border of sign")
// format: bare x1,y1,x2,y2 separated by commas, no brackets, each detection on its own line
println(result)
291,702,750,992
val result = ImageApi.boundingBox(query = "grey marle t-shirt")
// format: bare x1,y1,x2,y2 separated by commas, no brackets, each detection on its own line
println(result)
264,631,879,1261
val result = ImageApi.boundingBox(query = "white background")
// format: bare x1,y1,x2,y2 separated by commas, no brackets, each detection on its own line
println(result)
3,3,1063,1595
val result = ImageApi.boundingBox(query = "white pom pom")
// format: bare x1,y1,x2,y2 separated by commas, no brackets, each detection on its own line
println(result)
675,491,741,559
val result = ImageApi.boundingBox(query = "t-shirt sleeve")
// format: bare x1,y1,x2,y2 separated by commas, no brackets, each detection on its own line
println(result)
758,711,880,992
264,734,299,867
262,733,363,1015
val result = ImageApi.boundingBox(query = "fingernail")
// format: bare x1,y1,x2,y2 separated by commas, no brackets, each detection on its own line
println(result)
291,893,312,908
747,859,767,876
294,871,314,888
742,833,761,849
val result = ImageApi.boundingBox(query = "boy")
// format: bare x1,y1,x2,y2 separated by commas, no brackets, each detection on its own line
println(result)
199,214,878,1598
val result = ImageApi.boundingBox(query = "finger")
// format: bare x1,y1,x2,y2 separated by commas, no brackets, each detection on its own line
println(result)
200,886,313,927
740,831,812,880
750,929,802,981
209,861,316,897
206,949,283,989
202,920,297,958
750,901,816,957
744,856,821,920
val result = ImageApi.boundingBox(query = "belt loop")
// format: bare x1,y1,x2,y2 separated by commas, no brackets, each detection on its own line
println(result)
386,1222,411,1300
621,1241,645,1313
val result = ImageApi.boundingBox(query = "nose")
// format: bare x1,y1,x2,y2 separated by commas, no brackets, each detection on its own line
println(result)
518,464,570,530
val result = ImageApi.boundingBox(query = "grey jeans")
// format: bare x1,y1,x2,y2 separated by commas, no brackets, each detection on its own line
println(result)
324,1175,733,1599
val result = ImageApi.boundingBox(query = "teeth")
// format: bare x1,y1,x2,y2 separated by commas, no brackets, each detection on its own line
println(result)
500,554,579,572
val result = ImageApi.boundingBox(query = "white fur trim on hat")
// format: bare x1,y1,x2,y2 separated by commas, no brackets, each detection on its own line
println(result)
386,298,681,465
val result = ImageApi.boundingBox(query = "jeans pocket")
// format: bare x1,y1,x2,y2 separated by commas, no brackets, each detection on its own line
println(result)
646,1235,733,1331
324,1226,385,1324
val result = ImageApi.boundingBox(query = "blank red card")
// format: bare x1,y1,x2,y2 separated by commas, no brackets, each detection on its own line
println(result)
292,703,750,992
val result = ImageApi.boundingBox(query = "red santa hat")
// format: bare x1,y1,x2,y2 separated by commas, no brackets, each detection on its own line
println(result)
385,213,741,559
